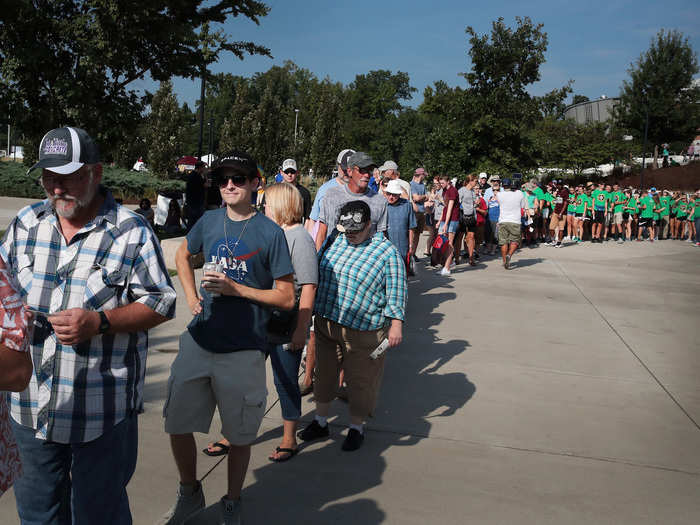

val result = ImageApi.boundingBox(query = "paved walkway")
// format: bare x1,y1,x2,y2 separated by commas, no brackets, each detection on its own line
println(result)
0,224,699,523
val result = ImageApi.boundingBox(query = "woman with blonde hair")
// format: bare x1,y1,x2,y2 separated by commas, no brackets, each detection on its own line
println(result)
203,182,318,463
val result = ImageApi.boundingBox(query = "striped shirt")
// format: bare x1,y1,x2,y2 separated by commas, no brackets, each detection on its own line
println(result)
315,233,406,331
0,189,176,443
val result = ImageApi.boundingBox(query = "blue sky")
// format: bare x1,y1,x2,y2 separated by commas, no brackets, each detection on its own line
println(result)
135,0,700,108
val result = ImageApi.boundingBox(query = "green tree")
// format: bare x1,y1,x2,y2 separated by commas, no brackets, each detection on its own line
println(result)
615,29,699,145
572,94,590,105
0,0,270,166
144,81,185,177
461,16,570,173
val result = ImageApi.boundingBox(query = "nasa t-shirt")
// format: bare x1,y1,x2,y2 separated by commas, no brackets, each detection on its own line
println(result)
186,209,294,353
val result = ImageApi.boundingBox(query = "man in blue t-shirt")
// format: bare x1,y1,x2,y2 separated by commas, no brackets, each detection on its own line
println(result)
409,167,427,259
162,151,294,524
307,148,354,242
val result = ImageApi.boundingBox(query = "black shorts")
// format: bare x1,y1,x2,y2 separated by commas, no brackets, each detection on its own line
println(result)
638,217,652,227
594,210,605,224
575,213,583,219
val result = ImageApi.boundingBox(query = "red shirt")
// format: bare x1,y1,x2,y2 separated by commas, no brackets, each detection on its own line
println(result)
475,197,487,226
441,186,459,222
554,187,570,215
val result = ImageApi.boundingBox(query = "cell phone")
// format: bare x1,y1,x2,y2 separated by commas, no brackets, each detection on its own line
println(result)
25,307,48,317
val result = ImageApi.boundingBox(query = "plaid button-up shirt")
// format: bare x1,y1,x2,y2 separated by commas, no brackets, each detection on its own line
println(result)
0,189,176,443
314,233,406,331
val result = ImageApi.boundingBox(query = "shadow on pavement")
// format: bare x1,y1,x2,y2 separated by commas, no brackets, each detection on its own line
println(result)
240,261,475,524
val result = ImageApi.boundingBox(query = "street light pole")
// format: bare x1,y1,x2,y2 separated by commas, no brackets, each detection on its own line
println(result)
294,108,299,147
640,106,649,190
197,66,206,160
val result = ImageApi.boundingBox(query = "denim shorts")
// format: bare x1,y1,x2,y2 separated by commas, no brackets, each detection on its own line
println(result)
439,220,459,234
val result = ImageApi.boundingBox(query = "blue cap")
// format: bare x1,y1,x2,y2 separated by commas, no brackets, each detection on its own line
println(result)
502,178,512,188
650,187,657,192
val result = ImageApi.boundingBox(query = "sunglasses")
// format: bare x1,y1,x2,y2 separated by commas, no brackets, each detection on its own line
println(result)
355,166,373,175
217,174,250,187
283,169,297,175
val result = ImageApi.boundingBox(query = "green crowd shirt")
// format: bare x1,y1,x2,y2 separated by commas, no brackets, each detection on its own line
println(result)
612,191,626,213
659,196,671,217
639,195,655,219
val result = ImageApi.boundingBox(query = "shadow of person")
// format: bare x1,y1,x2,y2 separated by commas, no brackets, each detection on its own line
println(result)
511,257,544,269
239,266,475,523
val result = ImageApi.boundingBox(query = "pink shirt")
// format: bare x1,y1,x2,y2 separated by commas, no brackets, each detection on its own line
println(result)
0,262,31,496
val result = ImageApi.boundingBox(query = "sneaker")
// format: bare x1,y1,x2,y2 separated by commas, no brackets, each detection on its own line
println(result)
184,496,241,525
695,242,700,247
298,420,329,442
554,242,562,248
440,267,451,276
160,482,205,525
341,428,365,451
504,255,511,270
617,238,623,244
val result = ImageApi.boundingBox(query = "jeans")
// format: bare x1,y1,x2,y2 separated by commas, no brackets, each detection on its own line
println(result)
11,413,138,525
268,344,302,420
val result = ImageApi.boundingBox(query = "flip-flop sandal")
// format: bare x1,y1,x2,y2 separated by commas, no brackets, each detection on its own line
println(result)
269,446,298,463
203,441,230,457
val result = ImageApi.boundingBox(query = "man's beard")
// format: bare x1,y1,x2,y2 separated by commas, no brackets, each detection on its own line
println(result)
46,177,98,219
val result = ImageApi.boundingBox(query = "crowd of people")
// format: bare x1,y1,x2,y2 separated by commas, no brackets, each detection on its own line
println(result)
0,125,698,525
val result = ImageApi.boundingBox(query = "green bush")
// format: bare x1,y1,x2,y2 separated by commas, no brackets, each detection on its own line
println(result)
0,161,184,201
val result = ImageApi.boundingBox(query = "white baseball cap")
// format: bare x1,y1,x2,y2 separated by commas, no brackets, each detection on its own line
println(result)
282,158,297,172
385,179,403,195
379,160,399,173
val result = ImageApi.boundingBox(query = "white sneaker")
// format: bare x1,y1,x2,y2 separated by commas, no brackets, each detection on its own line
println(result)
160,482,205,525
440,267,451,276
184,496,241,525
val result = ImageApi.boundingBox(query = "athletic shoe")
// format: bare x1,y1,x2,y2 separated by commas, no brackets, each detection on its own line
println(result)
184,496,241,525
440,267,451,276
341,429,365,451
504,255,511,270
298,420,329,442
695,242,700,247
554,242,562,248
617,238,623,244
686,238,694,243
160,482,205,525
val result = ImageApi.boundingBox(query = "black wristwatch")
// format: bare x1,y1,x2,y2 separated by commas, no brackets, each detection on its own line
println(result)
98,311,111,334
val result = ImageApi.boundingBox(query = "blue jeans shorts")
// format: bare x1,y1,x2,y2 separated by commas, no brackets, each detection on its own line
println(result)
439,220,459,234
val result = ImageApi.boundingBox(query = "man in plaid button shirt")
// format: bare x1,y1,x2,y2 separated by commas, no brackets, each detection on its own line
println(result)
0,127,176,524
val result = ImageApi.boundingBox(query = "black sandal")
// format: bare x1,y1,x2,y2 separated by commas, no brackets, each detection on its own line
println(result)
202,441,230,457
269,446,298,463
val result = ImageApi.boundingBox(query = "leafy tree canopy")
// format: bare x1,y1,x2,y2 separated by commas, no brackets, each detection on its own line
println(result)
0,0,270,165
615,29,699,145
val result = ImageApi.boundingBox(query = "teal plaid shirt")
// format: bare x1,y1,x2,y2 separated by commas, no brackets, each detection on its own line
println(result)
315,233,406,330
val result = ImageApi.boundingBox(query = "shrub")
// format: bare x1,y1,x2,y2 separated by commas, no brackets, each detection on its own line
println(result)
0,161,184,201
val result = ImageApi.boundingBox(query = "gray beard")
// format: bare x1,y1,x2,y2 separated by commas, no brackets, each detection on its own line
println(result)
47,181,98,219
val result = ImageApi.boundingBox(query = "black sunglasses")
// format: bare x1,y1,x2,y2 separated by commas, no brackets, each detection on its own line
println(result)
283,169,297,175
217,174,249,187
356,166,373,175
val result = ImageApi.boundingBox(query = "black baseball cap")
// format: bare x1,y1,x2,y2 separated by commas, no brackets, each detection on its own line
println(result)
211,151,258,180
336,200,371,233
27,127,100,175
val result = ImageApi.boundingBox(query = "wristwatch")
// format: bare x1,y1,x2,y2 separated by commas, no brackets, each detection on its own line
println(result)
98,310,111,334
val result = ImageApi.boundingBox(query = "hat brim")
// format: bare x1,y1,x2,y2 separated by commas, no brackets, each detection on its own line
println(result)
28,159,84,175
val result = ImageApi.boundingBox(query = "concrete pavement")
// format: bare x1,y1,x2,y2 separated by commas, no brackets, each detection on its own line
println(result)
0,224,699,523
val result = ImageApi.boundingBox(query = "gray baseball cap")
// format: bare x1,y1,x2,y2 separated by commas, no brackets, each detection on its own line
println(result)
28,127,100,175
347,152,377,169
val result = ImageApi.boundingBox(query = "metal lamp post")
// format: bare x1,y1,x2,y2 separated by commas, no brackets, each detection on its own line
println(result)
294,109,299,147
640,107,649,190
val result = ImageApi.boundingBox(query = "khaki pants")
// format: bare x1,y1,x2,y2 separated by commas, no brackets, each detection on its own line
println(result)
314,317,388,420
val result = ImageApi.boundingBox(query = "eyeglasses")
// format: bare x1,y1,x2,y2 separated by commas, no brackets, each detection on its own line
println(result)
355,166,373,175
283,169,297,175
217,174,249,187
41,171,87,187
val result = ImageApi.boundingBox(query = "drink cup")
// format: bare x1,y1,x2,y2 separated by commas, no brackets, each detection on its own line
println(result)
202,262,222,297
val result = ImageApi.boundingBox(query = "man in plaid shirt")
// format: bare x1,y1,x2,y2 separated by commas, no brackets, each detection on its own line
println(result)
0,127,176,524
298,200,406,452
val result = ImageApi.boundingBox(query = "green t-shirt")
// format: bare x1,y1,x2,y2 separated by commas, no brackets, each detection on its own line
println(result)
659,196,671,217
567,193,576,212
627,197,638,215
676,202,688,218
639,195,655,219
525,192,537,208
585,195,593,216
691,199,700,220
543,192,554,209
533,187,545,202
612,191,626,213
574,194,586,214
592,189,608,211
